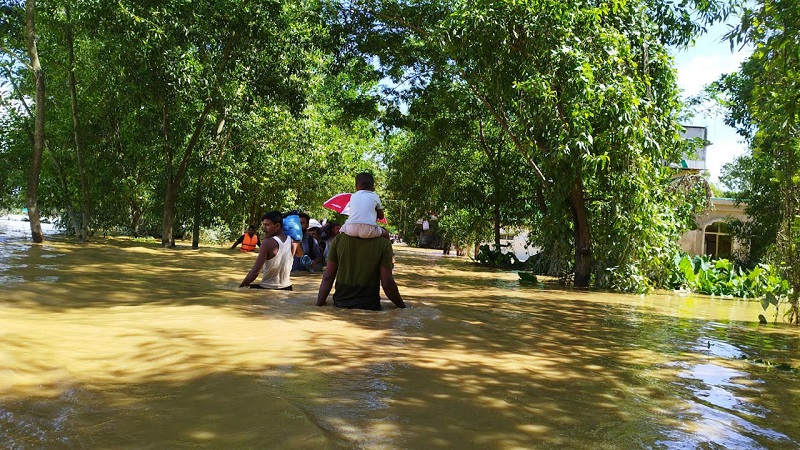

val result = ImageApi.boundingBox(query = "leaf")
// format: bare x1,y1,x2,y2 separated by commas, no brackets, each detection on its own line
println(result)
767,292,779,306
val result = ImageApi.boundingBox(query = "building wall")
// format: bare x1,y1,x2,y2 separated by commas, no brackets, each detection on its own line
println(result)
679,125,708,171
499,230,539,262
678,197,748,256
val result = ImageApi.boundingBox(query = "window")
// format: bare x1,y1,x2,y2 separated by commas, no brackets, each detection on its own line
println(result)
704,222,732,258
500,230,516,241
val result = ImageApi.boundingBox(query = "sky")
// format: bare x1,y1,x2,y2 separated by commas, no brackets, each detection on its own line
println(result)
672,22,753,186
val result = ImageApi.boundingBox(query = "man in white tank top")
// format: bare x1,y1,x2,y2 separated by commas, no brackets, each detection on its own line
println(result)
239,211,297,290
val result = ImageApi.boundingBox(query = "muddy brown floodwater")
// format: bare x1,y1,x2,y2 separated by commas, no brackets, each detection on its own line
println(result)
1,237,799,449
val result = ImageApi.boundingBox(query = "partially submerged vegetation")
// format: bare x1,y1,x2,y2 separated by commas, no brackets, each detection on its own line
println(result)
478,244,794,323
665,254,792,323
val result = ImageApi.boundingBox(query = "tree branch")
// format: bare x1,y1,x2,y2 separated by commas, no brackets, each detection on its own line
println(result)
0,44,33,70
367,1,550,184
477,120,494,162
1,64,34,118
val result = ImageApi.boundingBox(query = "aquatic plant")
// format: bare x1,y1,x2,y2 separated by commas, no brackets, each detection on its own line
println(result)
474,244,519,268
517,272,539,284
598,264,652,294
665,253,792,322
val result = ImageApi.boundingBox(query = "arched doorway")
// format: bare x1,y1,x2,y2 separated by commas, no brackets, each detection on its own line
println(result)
704,221,732,258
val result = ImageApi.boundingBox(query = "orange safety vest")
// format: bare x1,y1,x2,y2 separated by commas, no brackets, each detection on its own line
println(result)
241,233,258,252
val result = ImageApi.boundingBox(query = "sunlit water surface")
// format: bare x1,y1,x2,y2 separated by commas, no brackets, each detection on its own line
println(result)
1,236,799,449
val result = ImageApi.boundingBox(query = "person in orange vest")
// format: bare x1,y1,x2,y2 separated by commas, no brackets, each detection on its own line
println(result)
230,225,261,252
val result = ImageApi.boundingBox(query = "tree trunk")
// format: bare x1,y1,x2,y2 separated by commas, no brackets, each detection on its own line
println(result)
249,201,259,227
160,101,214,248
25,0,44,243
536,184,548,215
190,115,227,250
162,182,178,248
493,181,501,248
160,101,173,247
130,201,142,236
783,133,800,324
50,152,82,235
160,30,237,248
112,120,143,236
192,171,203,250
569,178,592,287
479,121,504,248
65,4,91,243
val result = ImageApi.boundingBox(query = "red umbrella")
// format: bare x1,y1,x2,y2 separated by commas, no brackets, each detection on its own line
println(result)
323,193,387,223
322,193,351,214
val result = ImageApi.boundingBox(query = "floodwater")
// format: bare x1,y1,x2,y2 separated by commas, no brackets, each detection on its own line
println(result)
0,216,58,244
1,235,799,449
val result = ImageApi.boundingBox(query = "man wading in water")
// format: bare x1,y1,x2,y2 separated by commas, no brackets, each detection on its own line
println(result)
239,211,297,290
315,227,405,310
230,224,261,252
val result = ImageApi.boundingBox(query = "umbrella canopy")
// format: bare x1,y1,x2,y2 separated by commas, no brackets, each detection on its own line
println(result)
322,193,351,215
322,193,387,224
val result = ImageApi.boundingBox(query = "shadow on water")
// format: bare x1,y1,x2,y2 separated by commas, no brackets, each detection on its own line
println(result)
0,372,334,449
0,237,248,310
1,239,800,448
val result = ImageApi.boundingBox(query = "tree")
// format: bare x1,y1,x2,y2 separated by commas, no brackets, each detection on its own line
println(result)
3,0,132,240
385,73,538,253
64,3,91,242
59,1,328,247
24,0,44,243
1,3,32,213
348,0,725,288
2,0,385,245
715,0,800,322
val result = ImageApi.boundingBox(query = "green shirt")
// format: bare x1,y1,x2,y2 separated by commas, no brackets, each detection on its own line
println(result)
328,233,393,309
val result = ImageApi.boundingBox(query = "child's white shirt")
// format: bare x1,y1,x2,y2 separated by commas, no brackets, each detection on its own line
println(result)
347,190,382,225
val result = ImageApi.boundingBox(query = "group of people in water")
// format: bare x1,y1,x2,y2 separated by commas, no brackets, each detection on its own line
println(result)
233,173,406,310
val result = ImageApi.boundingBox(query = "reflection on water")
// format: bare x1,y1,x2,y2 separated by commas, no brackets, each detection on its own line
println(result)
0,217,58,243
1,238,799,448
678,363,763,414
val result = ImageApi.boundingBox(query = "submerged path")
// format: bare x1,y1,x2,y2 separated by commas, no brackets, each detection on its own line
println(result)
1,237,799,448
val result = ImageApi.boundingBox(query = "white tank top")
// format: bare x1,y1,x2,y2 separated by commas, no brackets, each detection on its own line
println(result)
259,235,293,289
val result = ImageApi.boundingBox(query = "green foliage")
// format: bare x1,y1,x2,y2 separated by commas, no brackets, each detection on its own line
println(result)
350,0,725,287
713,0,800,322
436,209,485,254
518,272,538,284
474,243,519,268
0,0,745,295
597,264,652,294
384,74,538,252
666,253,790,302
0,0,386,243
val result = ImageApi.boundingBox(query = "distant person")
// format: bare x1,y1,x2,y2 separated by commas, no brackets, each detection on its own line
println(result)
292,213,324,272
340,172,390,240
230,225,261,252
316,231,405,310
307,219,322,242
239,211,297,290
320,221,341,259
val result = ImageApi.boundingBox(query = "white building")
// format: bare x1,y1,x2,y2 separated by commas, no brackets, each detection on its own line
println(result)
678,197,747,258
674,126,748,258
676,125,708,172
